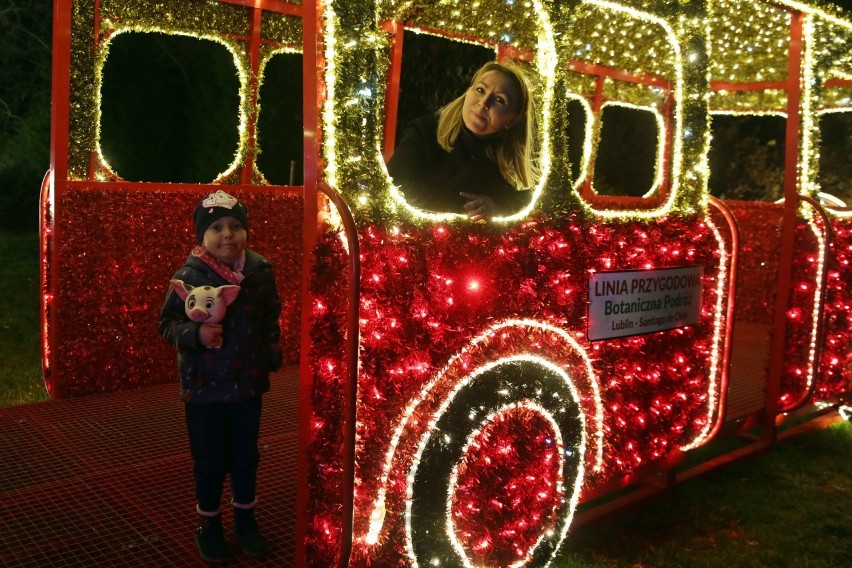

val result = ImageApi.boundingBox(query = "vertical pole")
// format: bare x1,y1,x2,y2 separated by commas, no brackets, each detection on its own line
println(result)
46,0,74,398
88,0,102,180
660,91,674,198
51,0,71,189
763,9,804,443
583,74,606,200
241,7,263,184
296,0,321,565
382,22,404,162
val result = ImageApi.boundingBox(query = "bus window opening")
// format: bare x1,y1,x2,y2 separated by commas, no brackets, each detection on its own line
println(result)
99,32,240,183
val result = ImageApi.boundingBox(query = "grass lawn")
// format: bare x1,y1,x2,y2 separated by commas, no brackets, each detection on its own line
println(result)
0,232,48,406
1,231,850,566
553,419,852,567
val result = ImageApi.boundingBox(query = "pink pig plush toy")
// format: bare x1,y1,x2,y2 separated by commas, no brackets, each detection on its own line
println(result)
170,279,240,349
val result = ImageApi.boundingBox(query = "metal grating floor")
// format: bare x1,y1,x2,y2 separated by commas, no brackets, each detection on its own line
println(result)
725,322,771,421
0,367,300,567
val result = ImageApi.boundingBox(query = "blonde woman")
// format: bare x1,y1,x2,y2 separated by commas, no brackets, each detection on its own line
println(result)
387,61,538,220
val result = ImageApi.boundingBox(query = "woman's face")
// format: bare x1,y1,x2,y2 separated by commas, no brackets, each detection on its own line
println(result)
462,70,521,137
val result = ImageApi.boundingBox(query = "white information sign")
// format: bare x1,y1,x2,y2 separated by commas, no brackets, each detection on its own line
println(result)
588,265,704,341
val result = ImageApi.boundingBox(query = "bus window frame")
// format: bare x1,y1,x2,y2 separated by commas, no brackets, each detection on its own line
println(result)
380,20,534,163
592,101,666,199
566,59,673,210
87,0,306,187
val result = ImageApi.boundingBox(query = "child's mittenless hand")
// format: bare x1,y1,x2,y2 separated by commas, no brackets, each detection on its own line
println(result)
200,323,224,349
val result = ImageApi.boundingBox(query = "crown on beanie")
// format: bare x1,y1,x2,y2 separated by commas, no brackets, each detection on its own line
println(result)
194,190,249,244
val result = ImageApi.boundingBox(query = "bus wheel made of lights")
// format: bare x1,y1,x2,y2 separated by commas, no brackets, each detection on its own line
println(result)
405,356,585,567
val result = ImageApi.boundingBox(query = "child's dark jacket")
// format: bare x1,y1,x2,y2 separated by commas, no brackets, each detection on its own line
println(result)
159,249,282,403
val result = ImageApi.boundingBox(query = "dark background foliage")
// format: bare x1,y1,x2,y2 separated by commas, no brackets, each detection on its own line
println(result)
99,33,242,184
0,0,51,233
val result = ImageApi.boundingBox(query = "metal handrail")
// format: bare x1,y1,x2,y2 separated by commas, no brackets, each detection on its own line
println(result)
39,169,53,393
707,196,740,439
316,181,360,568
781,193,833,412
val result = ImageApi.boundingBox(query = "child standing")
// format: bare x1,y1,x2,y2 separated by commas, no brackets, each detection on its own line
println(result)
159,190,282,563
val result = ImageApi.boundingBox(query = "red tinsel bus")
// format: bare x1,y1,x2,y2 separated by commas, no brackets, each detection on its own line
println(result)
41,1,850,567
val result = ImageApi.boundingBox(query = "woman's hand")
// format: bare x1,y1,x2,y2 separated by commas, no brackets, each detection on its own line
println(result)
460,192,497,221
199,323,224,349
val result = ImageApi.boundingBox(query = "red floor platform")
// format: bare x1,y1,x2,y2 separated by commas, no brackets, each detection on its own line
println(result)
0,368,300,567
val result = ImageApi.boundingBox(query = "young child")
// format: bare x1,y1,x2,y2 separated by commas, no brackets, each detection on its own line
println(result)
159,190,282,563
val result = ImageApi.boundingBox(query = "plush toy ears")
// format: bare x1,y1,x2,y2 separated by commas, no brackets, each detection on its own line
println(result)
170,279,193,301
218,285,241,306
170,279,240,306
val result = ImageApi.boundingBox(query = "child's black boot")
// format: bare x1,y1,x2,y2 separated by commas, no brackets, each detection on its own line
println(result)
233,502,269,557
196,508,229,564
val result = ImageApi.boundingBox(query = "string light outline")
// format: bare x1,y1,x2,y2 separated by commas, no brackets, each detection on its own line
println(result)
815,108,852,218
782,203,829,409
565,94,596,192
589,101,667,200
780,0,852,30
93,26,250,183
403,355,587,568
680,214,729,450
577,0,685,219
322,2,339,189
254,45,307,185
377,0,557,223
443,401,568,568
362,319,603,548
446,400,568,568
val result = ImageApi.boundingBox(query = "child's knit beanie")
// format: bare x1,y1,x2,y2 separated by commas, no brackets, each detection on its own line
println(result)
193,190,249,244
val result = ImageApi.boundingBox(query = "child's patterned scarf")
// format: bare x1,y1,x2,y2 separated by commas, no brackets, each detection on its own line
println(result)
192,246,245,285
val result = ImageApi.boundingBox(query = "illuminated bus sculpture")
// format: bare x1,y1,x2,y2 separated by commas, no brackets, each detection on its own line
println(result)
705,0,852,422
304,2,734,565
42,0,850,566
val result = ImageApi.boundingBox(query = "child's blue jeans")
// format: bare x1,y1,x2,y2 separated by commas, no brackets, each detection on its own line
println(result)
184,397,263,512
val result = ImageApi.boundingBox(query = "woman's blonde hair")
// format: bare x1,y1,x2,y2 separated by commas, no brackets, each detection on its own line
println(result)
436,61,539,189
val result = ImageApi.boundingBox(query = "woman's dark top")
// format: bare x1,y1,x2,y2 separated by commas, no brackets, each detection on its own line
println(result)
386,114,532,215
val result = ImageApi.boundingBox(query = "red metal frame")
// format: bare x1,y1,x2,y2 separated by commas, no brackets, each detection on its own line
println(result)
43,1,850,564
48,1,318,562
567,60,671,90
46,0,308,382
295,0,320,564
382,21,405,161
707,196,740,435
782,194,833,412
315,181,361,568
218,0,304,15
823,78,852,88
582,73,607,200
394,22,535,62
38,170,52,392
706,4,842,434
764,9,805,442
570,60,673,208
241,7,263,184
46,0,73,389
